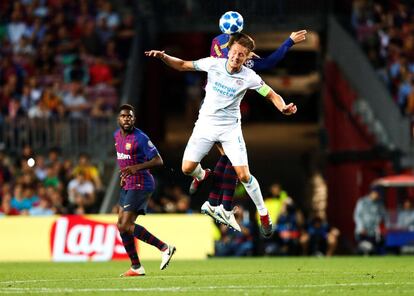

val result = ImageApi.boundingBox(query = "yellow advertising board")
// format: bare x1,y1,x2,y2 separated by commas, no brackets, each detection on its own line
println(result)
0,214,214,262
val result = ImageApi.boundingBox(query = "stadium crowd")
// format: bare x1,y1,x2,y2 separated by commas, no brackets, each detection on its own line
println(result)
0,0,135,122
0,0,134,216
0,144,103,216
351,0,414,116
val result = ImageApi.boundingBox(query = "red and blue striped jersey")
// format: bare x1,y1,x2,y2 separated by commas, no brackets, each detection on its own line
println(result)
114,127,159,191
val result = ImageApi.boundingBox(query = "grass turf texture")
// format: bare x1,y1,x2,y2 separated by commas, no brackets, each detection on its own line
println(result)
0,257,413,295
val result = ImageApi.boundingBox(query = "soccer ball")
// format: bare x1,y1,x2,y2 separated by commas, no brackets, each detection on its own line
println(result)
219,11,244,35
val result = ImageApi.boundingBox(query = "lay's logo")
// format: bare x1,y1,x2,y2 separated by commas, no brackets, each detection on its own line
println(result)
50,216,131,262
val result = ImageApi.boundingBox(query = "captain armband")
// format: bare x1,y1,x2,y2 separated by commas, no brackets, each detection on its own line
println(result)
256,83,271,97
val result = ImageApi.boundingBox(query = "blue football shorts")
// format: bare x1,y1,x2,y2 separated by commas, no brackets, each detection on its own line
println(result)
119,189,152,215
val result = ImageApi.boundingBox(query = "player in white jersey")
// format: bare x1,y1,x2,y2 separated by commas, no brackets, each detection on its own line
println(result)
145,33,297,237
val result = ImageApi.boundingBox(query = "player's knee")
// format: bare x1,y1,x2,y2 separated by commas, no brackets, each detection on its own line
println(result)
181,164,193,175
238,172,250,183
117,221,131,234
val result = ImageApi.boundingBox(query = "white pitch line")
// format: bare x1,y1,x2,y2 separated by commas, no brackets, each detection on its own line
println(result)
0,270,407,285
0,282,414,294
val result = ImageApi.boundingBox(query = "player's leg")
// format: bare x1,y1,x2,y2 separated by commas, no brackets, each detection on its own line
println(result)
221,160,238,211
119,190,176,271
117,194,144,277
201,144,239,226
220,127,272,237
200,144,228,222
182,127,215,193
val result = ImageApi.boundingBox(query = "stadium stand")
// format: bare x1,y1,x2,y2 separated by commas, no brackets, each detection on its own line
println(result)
0,0,135,216
351,0,414,117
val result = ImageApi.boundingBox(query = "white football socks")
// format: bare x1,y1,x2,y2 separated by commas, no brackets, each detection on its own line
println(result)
189,164,205,181
241,175,268,216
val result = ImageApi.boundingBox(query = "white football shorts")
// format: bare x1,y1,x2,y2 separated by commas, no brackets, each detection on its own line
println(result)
183,121,248,166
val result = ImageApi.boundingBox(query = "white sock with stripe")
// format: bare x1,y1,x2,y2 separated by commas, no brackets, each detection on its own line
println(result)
189,164,205,181
241,175,268,216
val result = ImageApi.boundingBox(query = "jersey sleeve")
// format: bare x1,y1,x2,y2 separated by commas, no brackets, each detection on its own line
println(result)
137,132,159,160
210,37,224,58
193,57,215,72
210,34,230,58
248,71,272,97
251,37,294,71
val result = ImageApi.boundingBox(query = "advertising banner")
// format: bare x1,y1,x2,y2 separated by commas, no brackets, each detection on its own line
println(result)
0,214,214,262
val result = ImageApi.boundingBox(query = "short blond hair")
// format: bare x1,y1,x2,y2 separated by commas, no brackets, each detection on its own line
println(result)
228,33,256,52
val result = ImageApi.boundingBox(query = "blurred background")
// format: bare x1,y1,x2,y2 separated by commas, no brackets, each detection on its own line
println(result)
1,0,414,259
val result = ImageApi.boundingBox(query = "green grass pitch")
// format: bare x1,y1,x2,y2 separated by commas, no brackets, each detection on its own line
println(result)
0,257,413,295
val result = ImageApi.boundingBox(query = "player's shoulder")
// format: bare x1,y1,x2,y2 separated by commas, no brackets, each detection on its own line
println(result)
132,127,147,138
241,64,259,77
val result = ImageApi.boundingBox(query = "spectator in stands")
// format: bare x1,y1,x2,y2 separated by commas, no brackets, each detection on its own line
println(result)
23,17,46,44
8,98,25,120
29,197,54,216
7,10,26,45
64,57,89,85
67,170,96,214
90,97,113,119
215,205,253,256
270,198,304,256
72,153,103,191
104,39,123,74
35,43,55,75
48,186,67,215
19,144,34,164
260,182,290,226
80,19,102,56
62,81,89,118
41,86,65,118
0,192,19,216
10,184,39,214
353,187,387,255
115,12,134,60
27,97,51,118
46,147,61,167
13,35,34,55
96,1,120,30
43,164,61,190
27,76,42,104
89,56,115,86
159,184,191,213
0,151,12,184
55,26,77,57
300,212,340,256
33,155,47,181
397,199,414,230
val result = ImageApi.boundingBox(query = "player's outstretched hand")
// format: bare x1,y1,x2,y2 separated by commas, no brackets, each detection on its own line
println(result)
290,30,307,44
145,50,165,59
282,103,297,115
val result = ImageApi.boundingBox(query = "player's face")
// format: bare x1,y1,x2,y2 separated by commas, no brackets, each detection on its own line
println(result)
118,109,135,132
228,43,249,70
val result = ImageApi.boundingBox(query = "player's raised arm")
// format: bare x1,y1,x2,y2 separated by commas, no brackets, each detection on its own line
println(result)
266,89,297,115
145,50,195,71
250,30,307,72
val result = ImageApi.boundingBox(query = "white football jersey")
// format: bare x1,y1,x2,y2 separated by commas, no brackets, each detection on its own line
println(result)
193,57,267,125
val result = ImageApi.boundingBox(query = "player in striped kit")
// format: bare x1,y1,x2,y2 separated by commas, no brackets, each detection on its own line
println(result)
115,104,175,277
145,33,297,238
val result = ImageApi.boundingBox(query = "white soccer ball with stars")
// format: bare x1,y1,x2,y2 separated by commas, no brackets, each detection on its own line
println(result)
219,11,244,35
